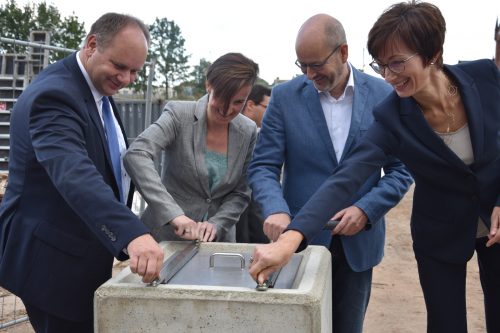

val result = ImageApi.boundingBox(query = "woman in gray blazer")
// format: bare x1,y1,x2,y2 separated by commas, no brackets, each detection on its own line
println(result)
124,53,259,242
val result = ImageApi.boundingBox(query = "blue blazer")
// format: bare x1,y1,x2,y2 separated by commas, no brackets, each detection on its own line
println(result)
289,59,500,264
248,66,413,272
0,53,149,321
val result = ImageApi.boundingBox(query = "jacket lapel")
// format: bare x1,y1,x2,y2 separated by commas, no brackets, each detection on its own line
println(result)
303,80,338,165
400,98,468,170
68,53,112,165
340,68,364,162
445,65,484,162
193,96,210,196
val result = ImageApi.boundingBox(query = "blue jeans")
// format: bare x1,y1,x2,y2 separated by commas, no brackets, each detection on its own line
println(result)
330,237,372,333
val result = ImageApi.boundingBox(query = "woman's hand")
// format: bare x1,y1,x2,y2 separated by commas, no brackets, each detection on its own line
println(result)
248,230,303,284
196,221,217,242
170,215,199,240
486,206,500,247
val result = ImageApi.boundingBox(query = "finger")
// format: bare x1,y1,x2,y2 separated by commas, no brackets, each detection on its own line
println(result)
135,255,147,278
202,227,210,242
155,252,164,277
271,225,281,242
208,228,217,242
203,224,215,242
489,219,499,237
486,233,500,247
129,255,138,274
143,257,160,283
257,266,280,285
263,221,272,240
174,226,186,237
332,209,345,221
198,223,207,241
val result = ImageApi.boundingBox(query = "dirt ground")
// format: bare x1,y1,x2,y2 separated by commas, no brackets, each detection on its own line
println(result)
364,185,486,333
0,185,487,332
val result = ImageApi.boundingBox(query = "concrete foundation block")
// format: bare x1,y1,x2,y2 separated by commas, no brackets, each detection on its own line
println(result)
95,242,332,333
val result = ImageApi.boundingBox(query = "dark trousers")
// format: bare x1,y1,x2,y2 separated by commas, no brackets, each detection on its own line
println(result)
24,301,93,333
415,237,500,333
330,237,372,333
235,200,268,244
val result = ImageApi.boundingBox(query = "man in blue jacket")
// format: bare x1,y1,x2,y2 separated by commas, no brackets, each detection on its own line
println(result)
248,14,413,333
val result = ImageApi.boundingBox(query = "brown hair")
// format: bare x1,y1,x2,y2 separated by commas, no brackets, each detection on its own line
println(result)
367,1,446,67
206,53,259,112
86,13,150,50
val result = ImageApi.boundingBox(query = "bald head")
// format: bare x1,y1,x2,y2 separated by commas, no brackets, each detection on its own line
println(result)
295,14,346,53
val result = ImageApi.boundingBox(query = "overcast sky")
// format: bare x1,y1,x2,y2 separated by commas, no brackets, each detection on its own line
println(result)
15,0,500,83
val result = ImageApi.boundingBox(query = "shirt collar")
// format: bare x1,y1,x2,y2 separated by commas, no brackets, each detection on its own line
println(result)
318,62,355,101
76,51,104,104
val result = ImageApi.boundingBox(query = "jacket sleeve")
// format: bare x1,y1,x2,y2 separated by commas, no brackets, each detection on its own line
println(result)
352,155,413,226
287,122,398,249
123,105,185,228
247,95,291,218
30,90,149,259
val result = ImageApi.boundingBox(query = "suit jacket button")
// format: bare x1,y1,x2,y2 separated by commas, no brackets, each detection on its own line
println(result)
206,198,211,203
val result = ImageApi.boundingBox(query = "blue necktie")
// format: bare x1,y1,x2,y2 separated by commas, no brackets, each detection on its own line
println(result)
102,96,123,202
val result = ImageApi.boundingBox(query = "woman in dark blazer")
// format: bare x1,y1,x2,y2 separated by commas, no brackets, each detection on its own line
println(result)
124,53,258,243
249,2,500,332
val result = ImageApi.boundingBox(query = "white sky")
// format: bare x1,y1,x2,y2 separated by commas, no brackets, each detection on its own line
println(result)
14,0,500,83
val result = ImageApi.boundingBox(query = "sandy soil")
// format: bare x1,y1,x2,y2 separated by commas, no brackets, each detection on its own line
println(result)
364,185,486,333
0,185,487,332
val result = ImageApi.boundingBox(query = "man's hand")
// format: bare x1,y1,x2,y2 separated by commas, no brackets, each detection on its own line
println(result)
263,213,291,242
330,206,368,236
249,230,303,284
170,215,199,240
486,206,500,247
127,234,164,283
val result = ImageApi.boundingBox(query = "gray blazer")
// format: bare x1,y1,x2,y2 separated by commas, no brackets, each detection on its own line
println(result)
124,95,257,242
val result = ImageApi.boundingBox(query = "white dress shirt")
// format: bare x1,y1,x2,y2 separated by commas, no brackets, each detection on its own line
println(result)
319,63,355,161
76,52,131,202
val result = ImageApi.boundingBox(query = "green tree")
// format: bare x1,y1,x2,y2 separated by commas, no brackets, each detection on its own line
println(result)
51,14,86,61
0,1,84,60
149,17,190,99
188,58,211,98
0,0,35,53
34,2,60,32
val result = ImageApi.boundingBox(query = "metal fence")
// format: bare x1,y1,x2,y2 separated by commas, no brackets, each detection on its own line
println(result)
116,99,164,141
0,288,27,330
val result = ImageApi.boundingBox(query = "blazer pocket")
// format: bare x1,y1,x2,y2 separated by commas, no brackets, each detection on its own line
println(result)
33,222,89,258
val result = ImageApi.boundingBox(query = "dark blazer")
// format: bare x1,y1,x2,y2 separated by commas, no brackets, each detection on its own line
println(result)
289,59,500,264
248,66,413,272
0,53,149,321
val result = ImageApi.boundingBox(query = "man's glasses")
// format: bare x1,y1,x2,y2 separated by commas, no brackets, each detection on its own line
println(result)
369,53,418,75
295,44,342,73
258,103,268,108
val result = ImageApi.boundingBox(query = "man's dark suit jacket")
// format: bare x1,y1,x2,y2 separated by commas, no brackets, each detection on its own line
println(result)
0,53,149,321
290,59,500,264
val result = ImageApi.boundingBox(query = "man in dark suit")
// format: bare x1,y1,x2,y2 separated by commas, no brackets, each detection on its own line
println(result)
0,13,164,332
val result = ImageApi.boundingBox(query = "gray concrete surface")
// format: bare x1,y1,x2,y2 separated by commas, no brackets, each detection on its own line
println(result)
94,242,332,333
